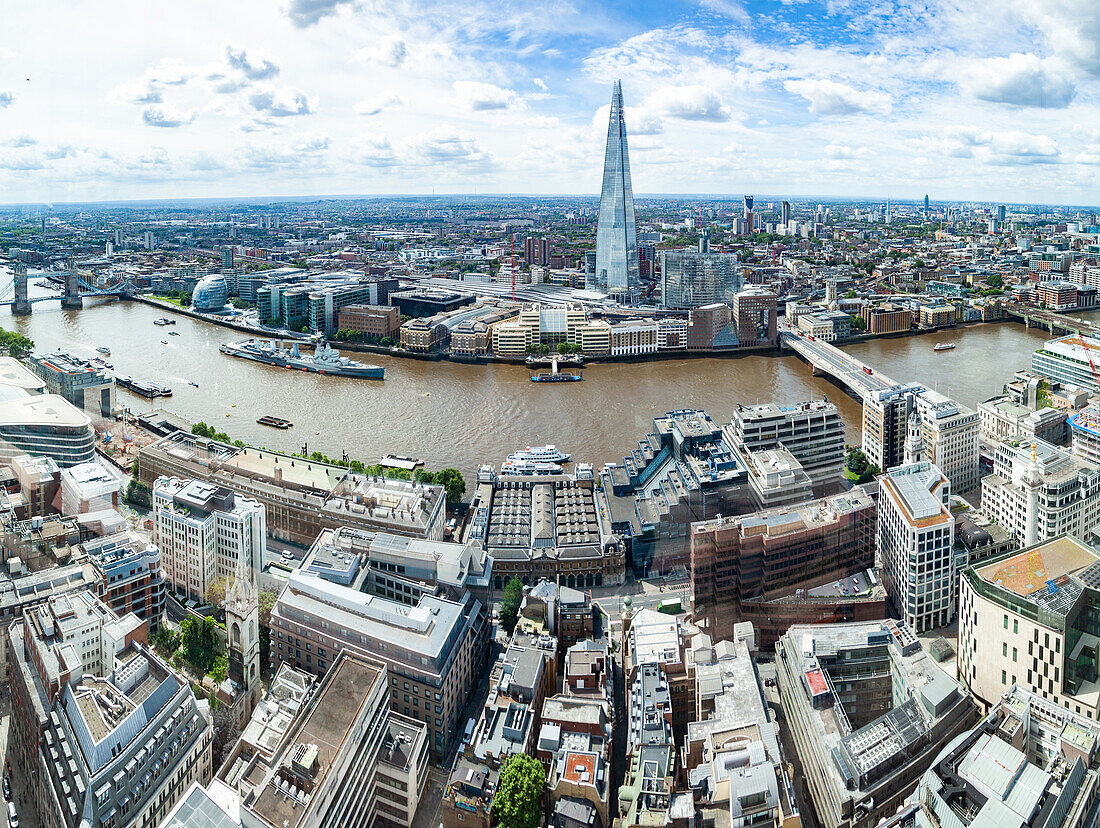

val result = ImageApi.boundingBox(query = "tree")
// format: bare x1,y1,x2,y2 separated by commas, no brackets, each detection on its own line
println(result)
0,329,35,359
499,577,524,635
492,754,545,828
986,274,1004,288
205,577,229,607
434,468,467,506
180,615,222,675
210,701,243,769
258,590,277,628
849,315,866,331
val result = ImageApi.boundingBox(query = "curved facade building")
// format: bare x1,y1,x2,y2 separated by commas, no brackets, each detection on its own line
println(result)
192,275,228,313
0,394,95,467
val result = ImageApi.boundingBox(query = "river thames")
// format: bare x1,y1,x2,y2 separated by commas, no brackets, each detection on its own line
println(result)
5,281,1058,480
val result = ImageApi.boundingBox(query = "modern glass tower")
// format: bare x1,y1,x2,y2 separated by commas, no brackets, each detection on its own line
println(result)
591,79,639,304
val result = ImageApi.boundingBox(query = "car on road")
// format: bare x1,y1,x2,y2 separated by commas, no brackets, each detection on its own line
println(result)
1,778,8,801
7,802,16,828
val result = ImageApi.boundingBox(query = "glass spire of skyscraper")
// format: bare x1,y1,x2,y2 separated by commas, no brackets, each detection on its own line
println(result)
591,79,639,304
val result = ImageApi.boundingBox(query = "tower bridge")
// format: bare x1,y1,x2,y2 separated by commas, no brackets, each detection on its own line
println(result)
3,261,131,314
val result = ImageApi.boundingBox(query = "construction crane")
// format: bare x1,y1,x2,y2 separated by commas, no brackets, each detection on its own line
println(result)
510,232,516,302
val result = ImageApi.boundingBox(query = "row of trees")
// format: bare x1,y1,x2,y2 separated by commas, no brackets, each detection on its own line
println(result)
330,329,397,347
190,423,467,505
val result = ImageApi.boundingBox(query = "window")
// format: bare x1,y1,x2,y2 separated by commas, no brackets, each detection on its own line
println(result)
1013,619,1018,634
1002,670,1007,685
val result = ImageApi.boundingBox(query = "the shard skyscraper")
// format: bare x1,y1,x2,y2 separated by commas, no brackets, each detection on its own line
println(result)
591,80,639,304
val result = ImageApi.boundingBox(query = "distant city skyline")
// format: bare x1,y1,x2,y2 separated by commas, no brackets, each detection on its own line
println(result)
2,1,1100,204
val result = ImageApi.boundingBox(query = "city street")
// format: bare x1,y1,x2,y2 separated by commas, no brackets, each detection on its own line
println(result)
0,693,40,828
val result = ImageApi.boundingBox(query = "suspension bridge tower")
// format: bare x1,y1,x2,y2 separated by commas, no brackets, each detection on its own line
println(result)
11,263,31,315
60,258,83,309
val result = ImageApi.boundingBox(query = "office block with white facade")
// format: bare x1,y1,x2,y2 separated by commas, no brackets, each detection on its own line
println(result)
878,461,956,632
152,477,266,601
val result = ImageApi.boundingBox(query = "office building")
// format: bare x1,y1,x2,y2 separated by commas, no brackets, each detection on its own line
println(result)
1071,403,1100,465
138,432,446,546
389,288,475,318
690,488,883,649
609,319,658,356
152,477,266,601
171,651,429,828
796,310,851,342
466,634,551,765
269,567,487,758
592,80,640,303
598,409,746,575
958,536,1100,720
687,303,739,350
60,460,124,515
919,304,957,328
862,383,924,474
659,251,741,309
730,288,778,345
625,608,700,742
980,439,1100,547
465,464,624,589
1032,335,1100,394
775,620,979,828
781,200,791,227
914,391,981,494
0,393,95,467
878,461,956,632
861,303,912,334
27,351,114,418
726,399,846,489
9,592,213,828
684,630,801,828
0,561,95,684
299,525,494,610
11,452,61,516
978,395,1066,448
881,685,1100,828
336,303,400,339
82,530,166,628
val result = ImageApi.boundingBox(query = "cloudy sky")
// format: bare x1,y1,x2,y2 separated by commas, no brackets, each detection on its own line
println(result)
1,0,1099,204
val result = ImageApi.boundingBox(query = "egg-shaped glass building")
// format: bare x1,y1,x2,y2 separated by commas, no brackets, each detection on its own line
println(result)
192,275,228,312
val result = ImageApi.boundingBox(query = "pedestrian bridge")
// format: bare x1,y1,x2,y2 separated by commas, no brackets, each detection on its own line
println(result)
780,331,899,401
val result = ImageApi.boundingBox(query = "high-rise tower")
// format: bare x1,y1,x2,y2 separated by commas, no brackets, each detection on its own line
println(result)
592,80,639,304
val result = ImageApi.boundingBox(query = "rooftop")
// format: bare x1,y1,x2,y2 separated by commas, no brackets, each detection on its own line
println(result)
250,655,383,828
974,536,1100,598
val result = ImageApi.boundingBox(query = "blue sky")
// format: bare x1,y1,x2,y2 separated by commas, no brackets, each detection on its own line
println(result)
1,0,1098,204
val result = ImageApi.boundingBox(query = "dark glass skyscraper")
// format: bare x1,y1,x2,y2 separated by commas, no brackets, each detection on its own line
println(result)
591,80,639,304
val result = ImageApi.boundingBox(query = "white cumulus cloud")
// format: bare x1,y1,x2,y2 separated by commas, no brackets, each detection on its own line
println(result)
452,81,519,111
248,86,316,117
964,53,1075,108
356,36,408,68
784,79,891,116
645,85,731,121
141,105,198,128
